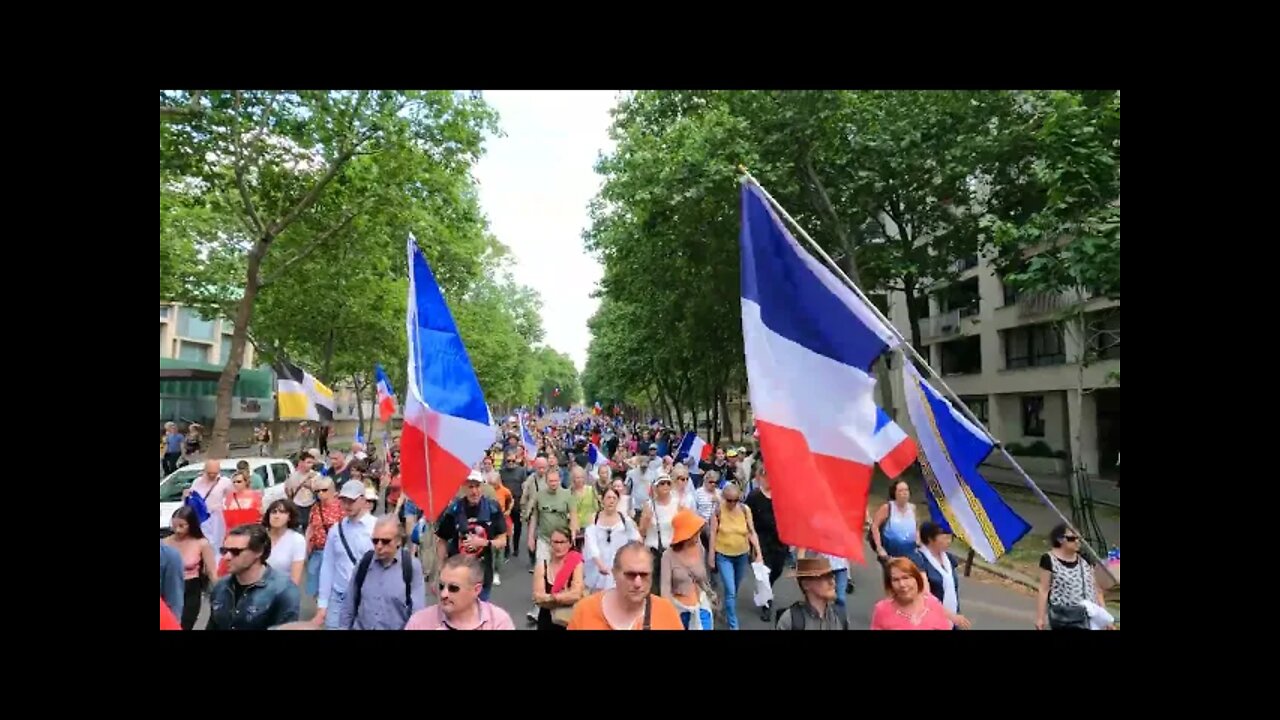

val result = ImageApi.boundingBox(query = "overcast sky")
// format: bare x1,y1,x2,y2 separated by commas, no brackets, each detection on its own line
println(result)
472,90,621,371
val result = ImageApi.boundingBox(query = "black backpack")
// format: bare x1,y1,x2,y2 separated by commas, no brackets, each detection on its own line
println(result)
351,549,413,620
776,602,849,631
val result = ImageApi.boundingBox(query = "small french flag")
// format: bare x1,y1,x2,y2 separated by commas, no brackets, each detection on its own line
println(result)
375,364,398,423
587,442,602,466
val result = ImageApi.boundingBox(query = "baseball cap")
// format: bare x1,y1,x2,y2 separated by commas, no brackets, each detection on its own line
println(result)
363,486,379,501
338,481,365,500
466,470,485,485
726,449,739,458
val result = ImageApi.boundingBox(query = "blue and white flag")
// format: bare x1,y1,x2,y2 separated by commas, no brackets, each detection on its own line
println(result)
901,362,1031,562
518,411,538,457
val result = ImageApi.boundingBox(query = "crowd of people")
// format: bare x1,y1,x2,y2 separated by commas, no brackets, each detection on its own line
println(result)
160,410,1112,631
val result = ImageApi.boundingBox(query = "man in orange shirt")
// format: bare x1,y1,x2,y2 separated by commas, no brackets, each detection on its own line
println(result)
568,541,683,630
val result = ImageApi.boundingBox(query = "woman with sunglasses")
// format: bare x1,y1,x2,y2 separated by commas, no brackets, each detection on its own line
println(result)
165,506,217,631
532,527,584,631
708,483,762,630
262,499,307,588
304,477,341,599
639,472,681,594
1037,523,1114,630
583,487,641,593
218,470,263,576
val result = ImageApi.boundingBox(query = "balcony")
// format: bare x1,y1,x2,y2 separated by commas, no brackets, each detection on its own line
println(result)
921,309,962,342
1016,289,1092,320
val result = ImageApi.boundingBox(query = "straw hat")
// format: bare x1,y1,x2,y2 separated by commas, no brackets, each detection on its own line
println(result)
670,509,705,546
787,557,835,579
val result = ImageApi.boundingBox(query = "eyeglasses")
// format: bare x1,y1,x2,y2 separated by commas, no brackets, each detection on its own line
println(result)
551,538,571,545
233,479,247,485
220,547,247,557
371,537,396,546
1063,535,1081,542
438,582,463,594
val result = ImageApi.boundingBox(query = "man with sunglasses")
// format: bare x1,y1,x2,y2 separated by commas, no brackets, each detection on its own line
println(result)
313,480,377,629
405,554,515,630
566,542,683,630
207,525,301,630
339,515,425,630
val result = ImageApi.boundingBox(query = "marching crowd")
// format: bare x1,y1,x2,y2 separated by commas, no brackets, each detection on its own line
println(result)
159,411,1112,631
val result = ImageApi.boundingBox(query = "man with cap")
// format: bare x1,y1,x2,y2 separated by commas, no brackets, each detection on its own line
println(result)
774,556,848,630
339,514,426,630
436,470,508,602
313,480,377,628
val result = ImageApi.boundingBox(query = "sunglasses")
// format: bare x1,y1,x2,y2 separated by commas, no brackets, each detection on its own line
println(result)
438,582,464,594
220,546,247,557
233,479,248,484
316,488,332,493
724,498,738,504
620,570,651,582
551,538,571,545
657,480,672,486
1063,535,1081,542
371,537,396,546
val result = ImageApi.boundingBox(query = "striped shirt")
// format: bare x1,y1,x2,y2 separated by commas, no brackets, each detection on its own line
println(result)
693,487,719,522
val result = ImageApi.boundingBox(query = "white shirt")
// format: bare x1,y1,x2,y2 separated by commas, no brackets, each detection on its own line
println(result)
920,549,958,614
583,512,641,591
265,529,307,579
645,496,680,550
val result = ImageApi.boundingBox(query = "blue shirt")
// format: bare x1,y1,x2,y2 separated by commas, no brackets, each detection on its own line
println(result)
165,432,185,454
318,513,376,610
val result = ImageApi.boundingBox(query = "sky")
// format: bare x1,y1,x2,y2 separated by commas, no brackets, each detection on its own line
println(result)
471,90,621,371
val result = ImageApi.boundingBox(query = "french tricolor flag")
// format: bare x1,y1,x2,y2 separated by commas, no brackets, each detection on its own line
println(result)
676,432,711,467
401,235,495,522
519,411,538,458
740,182,917,562
375,364,398,423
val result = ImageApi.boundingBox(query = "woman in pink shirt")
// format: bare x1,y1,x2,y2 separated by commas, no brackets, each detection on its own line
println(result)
871,557,972,631
405,555,515,630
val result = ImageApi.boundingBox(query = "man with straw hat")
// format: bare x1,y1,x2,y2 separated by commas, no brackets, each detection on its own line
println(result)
774,556,849,631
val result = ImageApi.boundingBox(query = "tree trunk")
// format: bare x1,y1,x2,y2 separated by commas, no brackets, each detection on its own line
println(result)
720,391,734,444
210,246,265,457
352,374,367,440
710,389,721,447
902,274,924,356
320,329,336,385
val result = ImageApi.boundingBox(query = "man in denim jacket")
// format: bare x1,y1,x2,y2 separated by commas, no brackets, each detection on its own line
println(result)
207,525,301,630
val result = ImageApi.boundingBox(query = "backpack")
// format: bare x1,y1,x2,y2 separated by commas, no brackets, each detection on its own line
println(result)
777,602,849,631
351,548,413,620
449,497,499,556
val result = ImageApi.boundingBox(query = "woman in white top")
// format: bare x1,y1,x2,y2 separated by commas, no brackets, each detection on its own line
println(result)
262,499,307,587
611,479,632,518
871,479,921,561
639,473,680,594
672,464,697,511
583,487,641,592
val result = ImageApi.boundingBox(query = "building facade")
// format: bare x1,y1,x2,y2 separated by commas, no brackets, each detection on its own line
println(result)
882,255,1120,478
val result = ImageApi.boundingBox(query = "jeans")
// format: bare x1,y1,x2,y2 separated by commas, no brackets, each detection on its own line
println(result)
306,549,324,598
163,452,181,476
715,552,751,630
832,568,849,614
324,590,346,629
508,514,523,559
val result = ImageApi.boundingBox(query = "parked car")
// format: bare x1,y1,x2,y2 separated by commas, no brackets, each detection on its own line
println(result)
159,458,294,537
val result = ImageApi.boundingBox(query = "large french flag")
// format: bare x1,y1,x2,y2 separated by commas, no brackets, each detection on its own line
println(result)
740,182,917,562
401,235,494,522
375,364,398,423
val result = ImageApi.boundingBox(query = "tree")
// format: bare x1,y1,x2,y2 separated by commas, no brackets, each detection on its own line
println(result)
160,90,497,455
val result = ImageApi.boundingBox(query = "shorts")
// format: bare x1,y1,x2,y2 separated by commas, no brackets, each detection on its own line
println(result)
535,537,552,563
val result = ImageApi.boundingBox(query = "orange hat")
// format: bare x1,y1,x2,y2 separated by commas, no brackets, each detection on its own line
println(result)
670,509,705,546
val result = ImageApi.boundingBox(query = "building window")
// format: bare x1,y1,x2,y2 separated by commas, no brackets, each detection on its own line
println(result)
1021,395,1046,437
1002,279,1019,307
177,307,215,341
220,336,234,365
960,395,989,425
940,336,982,376
1003,323,1065,369
178,341,210,364
1089,309,1120,361
160,305,170,321
937,278,980,319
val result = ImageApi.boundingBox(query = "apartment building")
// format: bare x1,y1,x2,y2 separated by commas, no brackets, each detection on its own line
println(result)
883,255,1120,478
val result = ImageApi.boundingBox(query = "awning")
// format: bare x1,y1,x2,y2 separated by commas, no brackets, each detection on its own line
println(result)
159,358,275,399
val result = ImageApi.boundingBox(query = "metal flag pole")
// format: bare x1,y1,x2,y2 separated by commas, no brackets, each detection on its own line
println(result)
738,168,1116,583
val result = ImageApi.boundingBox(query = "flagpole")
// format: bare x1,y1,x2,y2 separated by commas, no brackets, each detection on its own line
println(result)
739,169,1116,581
